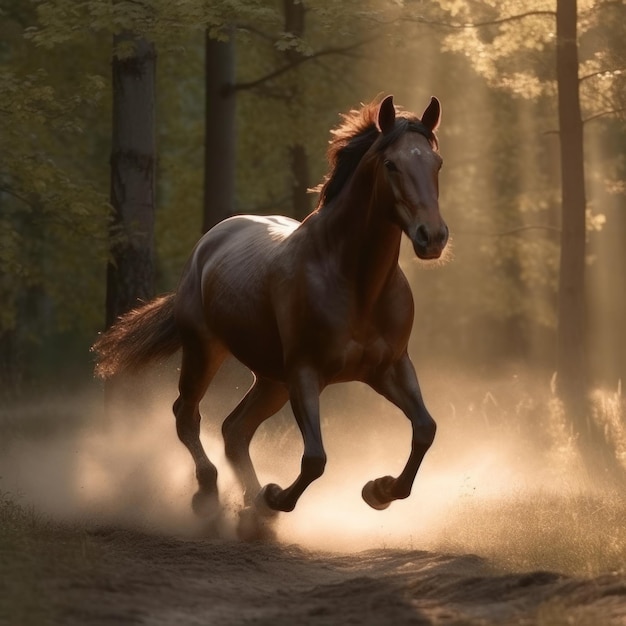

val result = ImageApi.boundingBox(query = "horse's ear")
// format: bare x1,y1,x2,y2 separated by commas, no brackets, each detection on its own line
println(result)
377,95,396,134
421,96,441,132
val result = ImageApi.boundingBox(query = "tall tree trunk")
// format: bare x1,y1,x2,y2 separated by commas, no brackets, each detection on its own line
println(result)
203,31,236,233
555,0,587,411
284,0,312,221
106,35,156,328
289,143,311,220
556,0,625,483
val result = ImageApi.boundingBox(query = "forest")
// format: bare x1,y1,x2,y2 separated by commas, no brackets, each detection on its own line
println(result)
2,0,625,467
1,2,626,624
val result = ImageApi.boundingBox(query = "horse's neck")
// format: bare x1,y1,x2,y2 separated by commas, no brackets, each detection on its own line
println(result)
316,165,402,305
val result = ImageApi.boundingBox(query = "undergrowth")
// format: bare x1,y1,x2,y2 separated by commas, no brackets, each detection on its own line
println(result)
430,488,626,577
428,381,626,578
0,491,100,625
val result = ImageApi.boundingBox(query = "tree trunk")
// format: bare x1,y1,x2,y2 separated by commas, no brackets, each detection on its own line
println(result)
284,0,312,220
106,35,156,328
556,0,625,483
289,143,311,220
555,0,588,411
203,31,236,233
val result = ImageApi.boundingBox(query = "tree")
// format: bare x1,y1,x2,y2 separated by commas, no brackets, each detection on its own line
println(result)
416,0,626,479
106,33,157,327
24,0,283,316
203,29,236,233
0,4,111,395
199,1,379,230
554,0,587,426
283,0,312,221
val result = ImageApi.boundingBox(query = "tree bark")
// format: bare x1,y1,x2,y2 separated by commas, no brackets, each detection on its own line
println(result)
555,0,588,410
203,31,236,233
106,35,156,328
556,0,625,483
556,0,588,404
284,0,312,220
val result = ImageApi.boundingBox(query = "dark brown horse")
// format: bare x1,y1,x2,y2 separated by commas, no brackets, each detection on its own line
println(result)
93,95,448,532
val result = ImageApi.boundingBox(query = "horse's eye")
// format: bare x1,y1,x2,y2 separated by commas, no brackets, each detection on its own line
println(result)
384,159,398,173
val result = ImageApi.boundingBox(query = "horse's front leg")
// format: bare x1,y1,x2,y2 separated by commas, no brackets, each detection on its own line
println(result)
363,353,436,510
258,367,327,513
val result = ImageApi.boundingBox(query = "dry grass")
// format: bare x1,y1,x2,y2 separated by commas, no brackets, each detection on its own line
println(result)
425,381,626,578
0,491,102,625
429,488,626,577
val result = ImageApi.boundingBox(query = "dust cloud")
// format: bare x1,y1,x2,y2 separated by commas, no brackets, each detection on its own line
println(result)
4,359,622,575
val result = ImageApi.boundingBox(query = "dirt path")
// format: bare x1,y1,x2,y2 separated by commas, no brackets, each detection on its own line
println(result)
3,393,626,625
36,526,625,626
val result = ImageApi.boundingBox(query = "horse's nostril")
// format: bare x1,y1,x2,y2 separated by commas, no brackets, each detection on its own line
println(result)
415,224,430,248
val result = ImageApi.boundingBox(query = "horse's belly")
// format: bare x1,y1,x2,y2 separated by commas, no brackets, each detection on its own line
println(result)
214,310,285,379
327,337,395,383
201,274,284,378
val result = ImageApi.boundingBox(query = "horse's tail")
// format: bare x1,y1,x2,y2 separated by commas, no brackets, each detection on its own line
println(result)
92,293,180,379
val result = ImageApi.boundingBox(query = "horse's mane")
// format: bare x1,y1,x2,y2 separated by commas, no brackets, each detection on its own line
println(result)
314,99,438,209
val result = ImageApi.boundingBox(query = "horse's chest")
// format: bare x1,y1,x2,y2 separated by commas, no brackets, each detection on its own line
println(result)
302,297,400,380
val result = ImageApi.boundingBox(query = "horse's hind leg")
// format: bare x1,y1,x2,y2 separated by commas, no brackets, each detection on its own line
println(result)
222,377,289,506
174,334,227,517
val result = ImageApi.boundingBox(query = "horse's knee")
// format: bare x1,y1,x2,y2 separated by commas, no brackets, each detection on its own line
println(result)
413,415,436,448
174,398,201,444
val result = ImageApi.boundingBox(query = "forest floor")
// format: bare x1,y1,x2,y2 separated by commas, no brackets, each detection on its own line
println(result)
2,376,626,625
2,509,626,626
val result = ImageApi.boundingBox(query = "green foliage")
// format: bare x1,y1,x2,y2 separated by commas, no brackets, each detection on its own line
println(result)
0,10,111,340
154,36,205,287
25,0,281,52
399,0,626,371
2,0,624,392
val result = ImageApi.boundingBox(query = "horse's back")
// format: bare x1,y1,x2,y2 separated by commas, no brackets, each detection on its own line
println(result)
175,214,300,377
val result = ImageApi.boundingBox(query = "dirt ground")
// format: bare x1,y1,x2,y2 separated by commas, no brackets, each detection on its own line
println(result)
17,524,626,626
2,383,626,625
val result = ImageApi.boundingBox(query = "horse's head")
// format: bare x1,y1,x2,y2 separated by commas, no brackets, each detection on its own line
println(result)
376,95,448,260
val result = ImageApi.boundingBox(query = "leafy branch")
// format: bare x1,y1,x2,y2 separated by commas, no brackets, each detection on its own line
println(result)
583,107,626,124
580,68,626,82
229,39,371,94
404,10,556,30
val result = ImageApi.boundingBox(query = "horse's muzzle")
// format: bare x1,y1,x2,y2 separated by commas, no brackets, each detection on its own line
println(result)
411,223,449,259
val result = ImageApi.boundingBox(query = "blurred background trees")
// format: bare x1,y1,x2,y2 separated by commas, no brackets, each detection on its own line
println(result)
1,0,624,442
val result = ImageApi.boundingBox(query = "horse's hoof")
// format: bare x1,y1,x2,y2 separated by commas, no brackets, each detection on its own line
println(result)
199,509,227,538
255,484,283,516
362,478,393,511
191,490,220,519
237,506,278,542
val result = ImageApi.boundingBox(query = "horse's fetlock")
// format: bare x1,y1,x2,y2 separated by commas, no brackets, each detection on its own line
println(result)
303,455,327,480
390,482,411,500
196,464,218,490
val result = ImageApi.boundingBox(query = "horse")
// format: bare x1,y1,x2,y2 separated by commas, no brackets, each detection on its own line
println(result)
93,95,448,535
